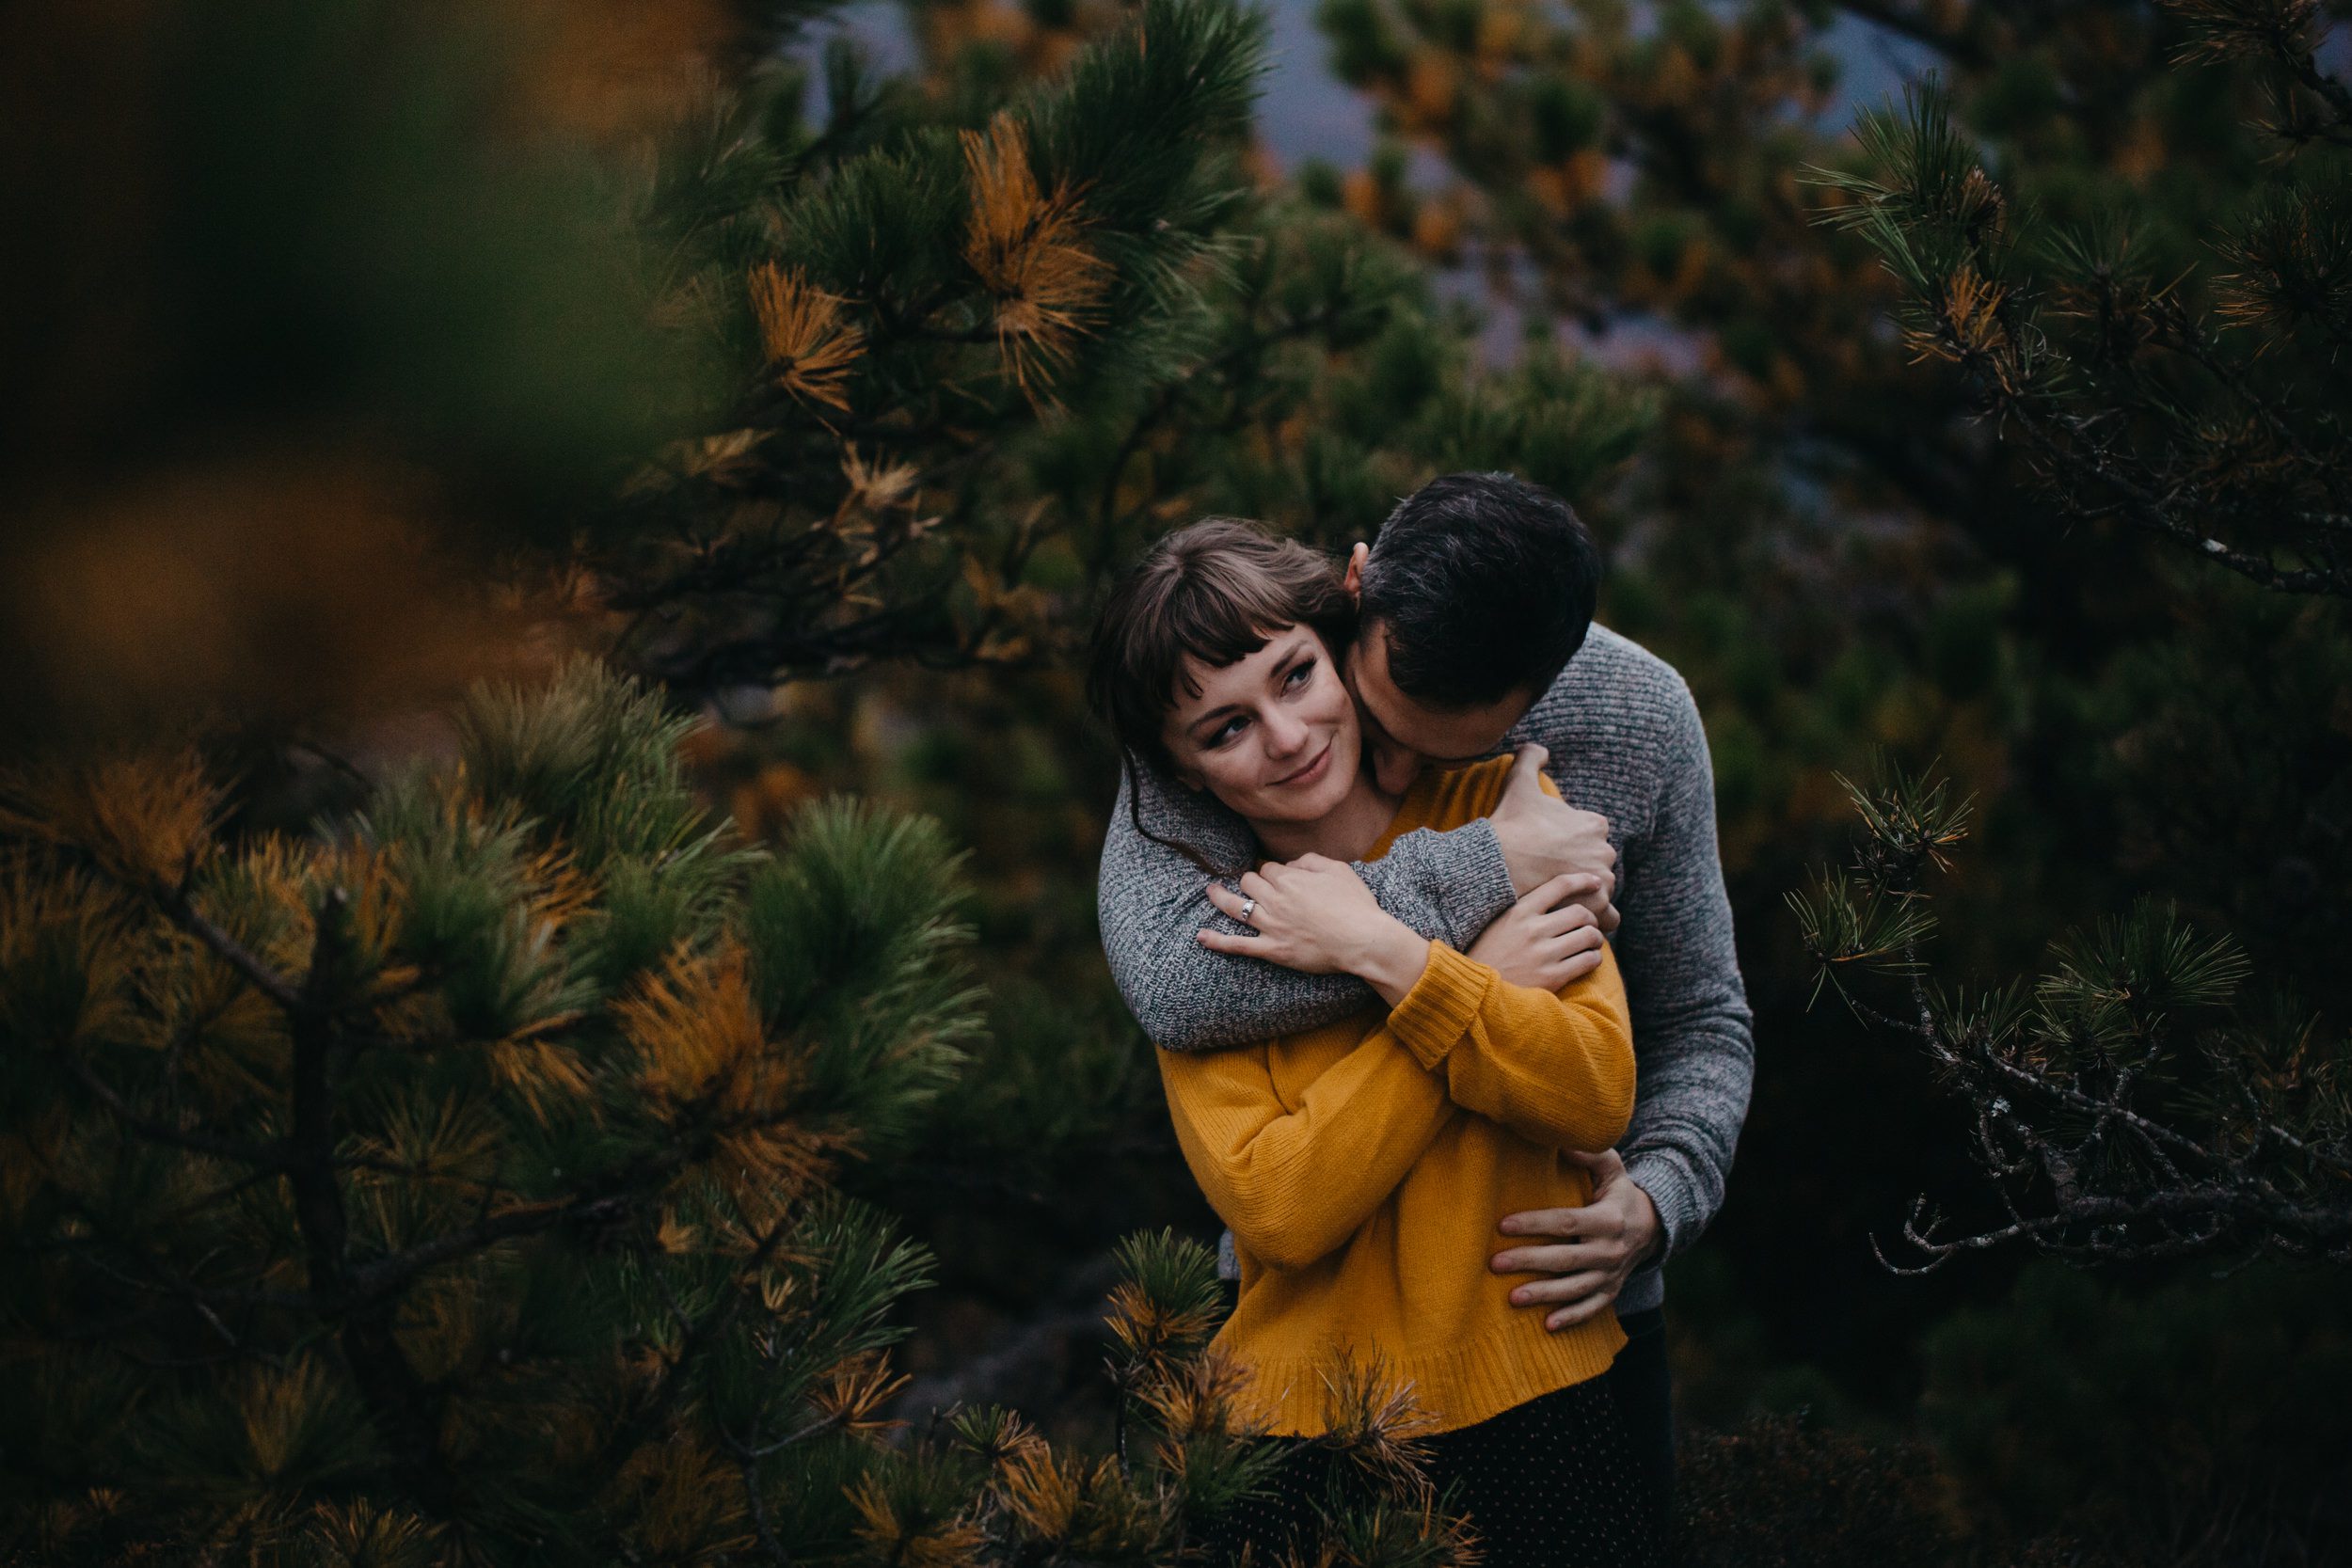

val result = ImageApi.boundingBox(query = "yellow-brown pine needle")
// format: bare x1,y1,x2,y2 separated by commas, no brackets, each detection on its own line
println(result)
849,1474,991,1568
994,1445,1086,1539
1314,1353,1439,1505
1104,1279,1220,1362
816,1348,911,1433
1907,264,2010,371
303,1499,444,1564
0,751,222,893
747,263,865,410
615,1435,755,1558
961,113,1110,393
618,942,839,1204
838,445,922,521
239,1357,332,1479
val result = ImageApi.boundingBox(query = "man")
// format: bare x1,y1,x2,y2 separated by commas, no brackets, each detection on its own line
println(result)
1095,471,1754,1518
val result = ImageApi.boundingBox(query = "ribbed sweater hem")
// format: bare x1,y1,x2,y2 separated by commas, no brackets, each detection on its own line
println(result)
1220,1312,1629,1438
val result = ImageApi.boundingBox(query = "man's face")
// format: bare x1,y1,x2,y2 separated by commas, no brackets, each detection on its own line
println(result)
1343,617,1536,795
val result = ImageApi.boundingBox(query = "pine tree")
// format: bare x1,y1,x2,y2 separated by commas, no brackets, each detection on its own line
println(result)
0,660,1477,1565
1782,4,2352,1270
589,0,1656,707
1790,759,2350,1266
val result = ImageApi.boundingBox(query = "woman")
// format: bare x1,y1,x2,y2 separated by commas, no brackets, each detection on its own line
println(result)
1088,519,1660,1566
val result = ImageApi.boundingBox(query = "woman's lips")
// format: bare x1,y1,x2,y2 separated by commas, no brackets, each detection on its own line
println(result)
1271,741,1332,788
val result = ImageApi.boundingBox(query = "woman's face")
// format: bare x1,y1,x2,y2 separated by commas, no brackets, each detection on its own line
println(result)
1161,626,1362,826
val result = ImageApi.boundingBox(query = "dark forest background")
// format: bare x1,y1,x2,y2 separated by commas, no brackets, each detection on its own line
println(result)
4,1,2348,1562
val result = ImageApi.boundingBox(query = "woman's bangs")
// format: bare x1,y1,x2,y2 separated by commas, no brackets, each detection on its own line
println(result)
1162,569,1297,700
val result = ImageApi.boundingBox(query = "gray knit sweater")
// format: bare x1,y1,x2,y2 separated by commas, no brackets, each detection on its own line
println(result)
1095,625,1754,1314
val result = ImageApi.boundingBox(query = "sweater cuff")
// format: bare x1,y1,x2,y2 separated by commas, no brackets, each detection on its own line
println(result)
1386,942,1491,1070
1622,1148,1701,1261
1430,818,1516,949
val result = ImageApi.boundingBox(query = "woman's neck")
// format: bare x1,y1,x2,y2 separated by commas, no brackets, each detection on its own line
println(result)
1247,769,1405,866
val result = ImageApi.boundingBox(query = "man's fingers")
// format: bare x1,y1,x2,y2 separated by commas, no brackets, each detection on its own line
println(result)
1596,901,1623,935
1522,871,1594,912
1546,1295,1613,1333
1497,1206,1585,1239
1506,743,1550,788
1490,1243,1613,1275
1506,1271,1610,1308
1562,1146,1628,1178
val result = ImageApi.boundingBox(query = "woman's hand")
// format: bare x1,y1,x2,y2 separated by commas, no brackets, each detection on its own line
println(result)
1466,873,1608,992
1200,855,1431,1004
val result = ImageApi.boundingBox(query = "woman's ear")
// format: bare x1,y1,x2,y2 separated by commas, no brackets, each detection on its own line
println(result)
1173,765,1206,792
1343,542,1370,604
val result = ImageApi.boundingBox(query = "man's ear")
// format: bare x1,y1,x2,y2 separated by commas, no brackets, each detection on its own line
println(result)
1343,542,1369,605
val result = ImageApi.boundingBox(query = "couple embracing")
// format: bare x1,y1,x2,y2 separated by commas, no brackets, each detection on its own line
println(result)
1087,473,1755,1564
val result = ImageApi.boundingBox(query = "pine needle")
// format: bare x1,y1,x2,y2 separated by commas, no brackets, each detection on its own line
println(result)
960,112,1111,395
746,262,866,410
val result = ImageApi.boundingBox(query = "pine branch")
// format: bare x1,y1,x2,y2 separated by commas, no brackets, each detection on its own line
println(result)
597,1209,801,1474
58,1053,287,1169
154,882,306,1013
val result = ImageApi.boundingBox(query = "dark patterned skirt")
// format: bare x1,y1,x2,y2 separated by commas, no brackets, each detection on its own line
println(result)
1204,1374,1663,1568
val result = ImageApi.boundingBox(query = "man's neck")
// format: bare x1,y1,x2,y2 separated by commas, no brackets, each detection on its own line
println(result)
1247,771,1403,866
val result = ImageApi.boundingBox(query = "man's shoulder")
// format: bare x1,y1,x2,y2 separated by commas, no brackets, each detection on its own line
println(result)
1524,625,1700,749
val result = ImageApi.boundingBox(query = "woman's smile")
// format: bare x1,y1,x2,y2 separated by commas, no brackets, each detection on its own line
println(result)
1269,739,1333,789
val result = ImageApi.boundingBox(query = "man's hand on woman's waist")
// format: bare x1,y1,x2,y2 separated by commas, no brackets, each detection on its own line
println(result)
1488,1148,1664,1332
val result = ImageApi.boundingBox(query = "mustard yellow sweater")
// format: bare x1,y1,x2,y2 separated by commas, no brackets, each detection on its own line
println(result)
1156,756,1637,1436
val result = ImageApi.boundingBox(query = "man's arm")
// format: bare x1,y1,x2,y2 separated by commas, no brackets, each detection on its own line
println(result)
1098,760,1518,1053
1606,679,1755,1261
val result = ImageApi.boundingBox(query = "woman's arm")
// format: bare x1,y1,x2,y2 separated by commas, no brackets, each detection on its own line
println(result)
1384,941,1636,1154
1157,1026,1455,1273
1100,762,1519,1053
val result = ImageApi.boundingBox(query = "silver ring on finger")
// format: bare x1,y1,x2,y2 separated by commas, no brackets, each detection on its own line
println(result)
1238,896,1258,924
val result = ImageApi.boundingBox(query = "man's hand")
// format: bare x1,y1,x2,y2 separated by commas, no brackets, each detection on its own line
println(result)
1490,745,1619,932
1489,1148,1661,1332
1466,873,1608,992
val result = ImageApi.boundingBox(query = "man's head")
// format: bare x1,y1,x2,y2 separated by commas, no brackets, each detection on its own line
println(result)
1343,471,1600,792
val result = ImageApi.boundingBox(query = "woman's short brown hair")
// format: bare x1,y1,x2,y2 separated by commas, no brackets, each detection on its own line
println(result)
1088,518,1353,768
1087,518,1354,867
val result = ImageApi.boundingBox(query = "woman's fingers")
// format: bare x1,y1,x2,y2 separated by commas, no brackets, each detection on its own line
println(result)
1197,927,1260,956
1527,901,1598,939
1237,869,1274,907
1520,870,1588,911
1551,947,1604,987
1202,881,1255,924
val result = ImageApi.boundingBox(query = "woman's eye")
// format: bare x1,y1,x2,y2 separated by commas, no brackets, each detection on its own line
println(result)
1210,715,1248,746
1284,659,1315,689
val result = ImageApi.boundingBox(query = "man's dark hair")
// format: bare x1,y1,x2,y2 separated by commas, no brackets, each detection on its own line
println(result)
1358,471,1601,708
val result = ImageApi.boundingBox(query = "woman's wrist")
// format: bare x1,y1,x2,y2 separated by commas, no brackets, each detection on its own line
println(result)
1349,915,1432,1007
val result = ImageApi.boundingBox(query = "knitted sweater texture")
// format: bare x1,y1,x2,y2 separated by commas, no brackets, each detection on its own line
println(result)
1098,625,1755,1313
1157,758,1635,1435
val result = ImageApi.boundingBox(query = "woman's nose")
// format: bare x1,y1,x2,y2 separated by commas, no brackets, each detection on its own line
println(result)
1263,707,1310,757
